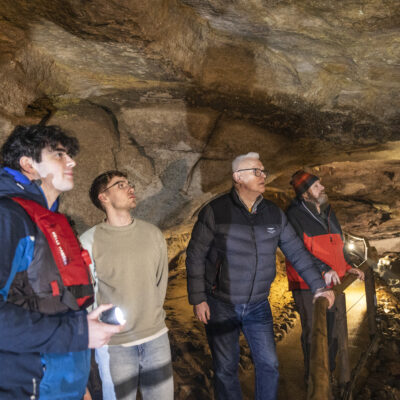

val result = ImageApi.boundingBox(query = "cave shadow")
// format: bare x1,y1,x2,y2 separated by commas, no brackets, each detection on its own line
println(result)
133,158,191,229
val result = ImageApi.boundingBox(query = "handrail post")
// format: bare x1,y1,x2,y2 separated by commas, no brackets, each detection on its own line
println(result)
307,261,373,400
336,293,351,388
364,260,377,338
307,296,330,400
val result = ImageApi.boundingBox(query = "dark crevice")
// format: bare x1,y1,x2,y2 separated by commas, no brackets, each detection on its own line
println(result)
331,195,375,206
25,96,57,125
127,136,156,172
169,249,186,270
185,88,396,144
182,112,224,193
87,101,155,173
384,171,395,181
86,100,120,142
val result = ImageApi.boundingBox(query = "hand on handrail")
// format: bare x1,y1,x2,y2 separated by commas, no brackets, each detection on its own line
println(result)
313,288,335,309
347,267,365,281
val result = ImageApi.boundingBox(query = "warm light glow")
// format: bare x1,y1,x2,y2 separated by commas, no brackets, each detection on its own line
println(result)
378,257,391,267
343,233,367,267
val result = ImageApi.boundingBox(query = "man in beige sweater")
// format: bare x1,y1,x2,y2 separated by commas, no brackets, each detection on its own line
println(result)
80,170,173,400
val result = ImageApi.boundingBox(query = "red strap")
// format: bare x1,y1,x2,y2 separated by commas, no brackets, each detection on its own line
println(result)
50,281,60,297
81,250,92,267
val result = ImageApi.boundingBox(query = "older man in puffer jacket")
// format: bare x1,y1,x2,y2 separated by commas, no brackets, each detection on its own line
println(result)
186,152,335,400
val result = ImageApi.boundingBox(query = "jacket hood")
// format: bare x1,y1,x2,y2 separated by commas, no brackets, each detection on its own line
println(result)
0,167,58,210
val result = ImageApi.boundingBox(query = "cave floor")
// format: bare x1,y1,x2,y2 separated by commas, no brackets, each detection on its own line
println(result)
276,280,369,400
165,267,371,400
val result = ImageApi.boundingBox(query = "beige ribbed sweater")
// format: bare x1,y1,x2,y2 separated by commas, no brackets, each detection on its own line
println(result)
80,219,168,345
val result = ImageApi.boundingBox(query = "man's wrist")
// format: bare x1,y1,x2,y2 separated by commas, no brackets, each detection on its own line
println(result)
315,287,330,294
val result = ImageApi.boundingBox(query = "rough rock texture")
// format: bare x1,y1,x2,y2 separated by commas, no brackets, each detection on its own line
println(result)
354,279,400,400
0,2,399,398
0,0,399,237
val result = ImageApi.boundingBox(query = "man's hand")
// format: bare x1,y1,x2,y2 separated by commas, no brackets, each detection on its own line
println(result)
313,288,335,309
193,301,210,324
87,304,124,348
348,267,365,281
324,270,341,286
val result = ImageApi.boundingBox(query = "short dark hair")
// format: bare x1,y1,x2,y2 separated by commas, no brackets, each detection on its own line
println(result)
89,170,128,211
1,125,79,171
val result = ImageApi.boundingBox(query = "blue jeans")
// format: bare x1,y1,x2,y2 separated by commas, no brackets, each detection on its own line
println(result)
96,333,173,400
205,296,279,400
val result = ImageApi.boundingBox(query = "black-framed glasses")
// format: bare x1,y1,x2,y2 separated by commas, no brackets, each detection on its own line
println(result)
100,180,135,193
235,168,267,177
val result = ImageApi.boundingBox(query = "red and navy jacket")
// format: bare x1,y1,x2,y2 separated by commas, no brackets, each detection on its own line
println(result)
285,197,351,291
0,167,91,400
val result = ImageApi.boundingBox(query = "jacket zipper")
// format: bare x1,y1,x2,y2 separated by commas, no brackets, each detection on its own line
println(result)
302,201,333,250
237,199,259,303
247,222,258,304
302,201,327,230
327,207,333,242
31,378,37,399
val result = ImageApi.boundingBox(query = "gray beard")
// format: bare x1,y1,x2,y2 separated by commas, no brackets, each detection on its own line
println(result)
317,192,328,205
306,192,329,206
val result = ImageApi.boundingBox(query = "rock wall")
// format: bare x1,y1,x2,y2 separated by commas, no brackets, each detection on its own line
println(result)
0,0,398,251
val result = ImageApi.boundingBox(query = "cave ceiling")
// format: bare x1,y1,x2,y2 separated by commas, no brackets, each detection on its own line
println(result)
0,0,399,251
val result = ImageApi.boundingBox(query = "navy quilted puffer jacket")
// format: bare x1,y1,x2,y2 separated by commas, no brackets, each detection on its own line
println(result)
186,188,325,305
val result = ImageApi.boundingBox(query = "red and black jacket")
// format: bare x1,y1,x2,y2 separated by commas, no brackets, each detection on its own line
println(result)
285,198,351,291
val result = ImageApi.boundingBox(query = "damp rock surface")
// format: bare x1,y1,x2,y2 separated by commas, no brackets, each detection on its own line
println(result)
354,278,400,400
0,2,399,399
0,0,399,238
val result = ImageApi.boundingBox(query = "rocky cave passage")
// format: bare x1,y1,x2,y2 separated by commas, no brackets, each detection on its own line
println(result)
0,1,399,399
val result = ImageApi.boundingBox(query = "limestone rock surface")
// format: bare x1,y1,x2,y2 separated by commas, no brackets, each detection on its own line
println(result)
0,0,398,244
0,2,400,399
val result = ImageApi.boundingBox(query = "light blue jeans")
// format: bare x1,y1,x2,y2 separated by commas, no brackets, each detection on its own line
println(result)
96,333,173,400
95,346,116,400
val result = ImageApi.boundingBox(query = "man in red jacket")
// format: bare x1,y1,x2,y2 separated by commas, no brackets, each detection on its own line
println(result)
285,170,364,383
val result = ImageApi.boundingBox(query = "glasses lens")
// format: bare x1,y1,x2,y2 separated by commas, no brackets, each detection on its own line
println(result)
117,181,133,190
120,181,135,190
254,169,267,177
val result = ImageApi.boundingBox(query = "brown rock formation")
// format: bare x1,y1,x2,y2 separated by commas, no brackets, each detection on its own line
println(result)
0,2,399,399
0,1,398,239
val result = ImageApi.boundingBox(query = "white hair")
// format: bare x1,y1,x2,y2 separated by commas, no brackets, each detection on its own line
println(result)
232,152,260,172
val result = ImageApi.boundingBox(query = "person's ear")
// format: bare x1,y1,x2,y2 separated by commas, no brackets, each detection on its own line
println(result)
98,192,108,207
233,172,241,184
19,156,37,177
